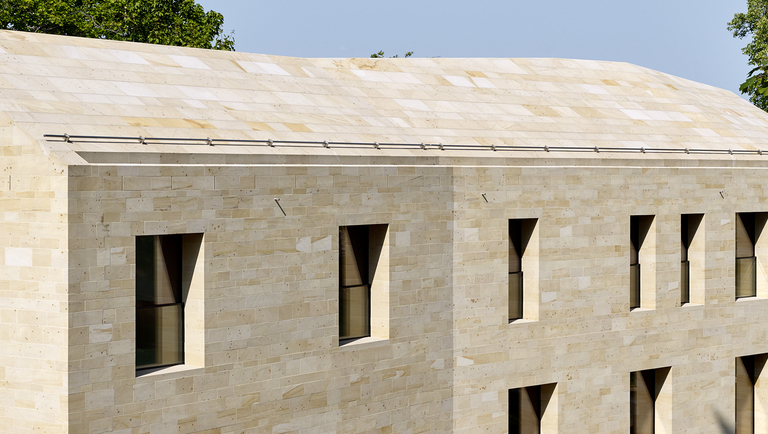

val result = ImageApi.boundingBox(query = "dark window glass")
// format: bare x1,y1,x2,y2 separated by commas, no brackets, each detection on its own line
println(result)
630,264,641,309
340,225,372,341
509,220,522,274
509,388,522,433
681,215,689,263
630,216,640,309
509,271,523,321
136,304,183,369
136,235,184,370
630,218,640,267
680,262,690,305
509,220,523,320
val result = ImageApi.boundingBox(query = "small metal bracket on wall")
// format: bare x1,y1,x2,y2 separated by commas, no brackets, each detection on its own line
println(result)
274,198,286,216
481,193,488,203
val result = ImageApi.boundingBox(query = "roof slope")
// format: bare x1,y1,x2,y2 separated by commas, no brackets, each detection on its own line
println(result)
0,30,766,163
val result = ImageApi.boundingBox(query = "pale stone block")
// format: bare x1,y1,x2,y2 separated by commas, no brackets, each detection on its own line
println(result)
4,248,32,266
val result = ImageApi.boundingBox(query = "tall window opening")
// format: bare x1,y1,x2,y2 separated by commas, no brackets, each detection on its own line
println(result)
736,213,766,298
509,383,557,433
630,367,670,434
681,214,703,305
136,235,182,370
630,215,655,310
736,354,768,434
135,233,204,373
339,224,388,343
509,218,538,321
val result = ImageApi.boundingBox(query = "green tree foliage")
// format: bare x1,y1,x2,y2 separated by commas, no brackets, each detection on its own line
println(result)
729,0,768,110
0,0,234,50
370,50,413,58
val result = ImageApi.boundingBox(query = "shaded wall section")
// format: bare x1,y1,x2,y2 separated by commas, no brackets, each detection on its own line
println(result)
65,163,455,433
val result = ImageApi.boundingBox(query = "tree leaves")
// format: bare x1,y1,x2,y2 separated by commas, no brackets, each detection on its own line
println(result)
729,0,768,110
0,0,234,51
370,50,413,58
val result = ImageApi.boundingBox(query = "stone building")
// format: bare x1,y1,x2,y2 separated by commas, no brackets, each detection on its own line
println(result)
1,29,768,433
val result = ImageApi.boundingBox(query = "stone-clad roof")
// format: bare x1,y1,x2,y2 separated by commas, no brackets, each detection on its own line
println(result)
1,29,767,164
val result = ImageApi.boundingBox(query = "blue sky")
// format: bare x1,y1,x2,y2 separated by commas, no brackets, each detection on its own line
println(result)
198,0,750,98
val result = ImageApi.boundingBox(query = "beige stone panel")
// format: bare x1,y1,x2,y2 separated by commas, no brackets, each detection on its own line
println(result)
369,225,390,340
754,355,768,434
654,368,672,434
182,233,205,367
687,214,706,305
639,215,658,310
540,382,559,433
755,213,768,299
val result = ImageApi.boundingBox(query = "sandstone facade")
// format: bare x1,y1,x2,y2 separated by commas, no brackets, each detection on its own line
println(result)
1,30,767,433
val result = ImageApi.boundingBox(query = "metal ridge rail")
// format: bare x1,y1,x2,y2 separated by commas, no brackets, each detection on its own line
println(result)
43,134,766,156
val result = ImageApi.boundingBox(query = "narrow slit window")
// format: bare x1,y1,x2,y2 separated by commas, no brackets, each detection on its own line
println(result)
340,225,370,341
736,213,757,298
630,367,670,434
736,354,767,434
136,235,184,370
509,219,537,321
339,224,388,343
135,233,204,374
681,215,690,304
630,216,654,310
509,383,557,433
509,220,523,321
681,214,703,305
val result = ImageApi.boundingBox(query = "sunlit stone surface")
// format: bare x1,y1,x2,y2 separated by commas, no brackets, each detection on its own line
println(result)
2,29,768,433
